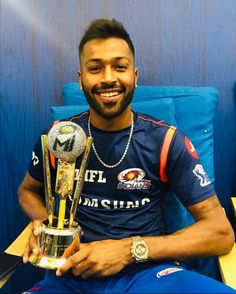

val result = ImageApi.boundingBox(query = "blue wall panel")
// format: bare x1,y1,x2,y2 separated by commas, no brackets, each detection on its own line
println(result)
1,0,236,254
0,0,36,249
0,0,105,251
206,1,236,213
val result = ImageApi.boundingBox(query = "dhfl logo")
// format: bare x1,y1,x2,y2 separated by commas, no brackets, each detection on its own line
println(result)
117,168,151,190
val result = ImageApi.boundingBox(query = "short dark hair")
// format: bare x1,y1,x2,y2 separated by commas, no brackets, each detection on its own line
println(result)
79,19,135,58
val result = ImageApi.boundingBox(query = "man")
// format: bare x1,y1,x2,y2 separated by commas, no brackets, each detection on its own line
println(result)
18,19,235,293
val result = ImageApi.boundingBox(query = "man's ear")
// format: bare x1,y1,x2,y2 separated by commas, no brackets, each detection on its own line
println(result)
77,71,83,90
134,68,139,87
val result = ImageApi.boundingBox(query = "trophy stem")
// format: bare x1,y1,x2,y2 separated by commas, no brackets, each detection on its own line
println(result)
57,198,66,229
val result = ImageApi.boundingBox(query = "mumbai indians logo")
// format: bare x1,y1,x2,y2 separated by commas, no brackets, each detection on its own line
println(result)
117,168,151,190
53,125,76,152
59,125,76,135
193,164,211,187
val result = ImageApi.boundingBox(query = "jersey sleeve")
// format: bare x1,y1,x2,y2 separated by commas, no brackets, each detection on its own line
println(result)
166,129,216,207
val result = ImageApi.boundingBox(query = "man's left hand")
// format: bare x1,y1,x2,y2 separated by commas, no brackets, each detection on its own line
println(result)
56,238,134,279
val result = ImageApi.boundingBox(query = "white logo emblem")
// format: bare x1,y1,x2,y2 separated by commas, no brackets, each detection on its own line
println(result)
32,151,39,166
156,267,183,278
193,164,211,187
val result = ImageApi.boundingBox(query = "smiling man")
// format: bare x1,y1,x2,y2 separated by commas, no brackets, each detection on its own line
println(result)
18,19,235,293
79,37,138,121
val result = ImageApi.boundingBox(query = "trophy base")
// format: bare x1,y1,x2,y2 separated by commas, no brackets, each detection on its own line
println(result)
30,255,67,270
29,219,81,270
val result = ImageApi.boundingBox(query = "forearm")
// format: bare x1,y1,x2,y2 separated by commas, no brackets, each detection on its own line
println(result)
18,190,47,221
145,219,233,262
18,172,48,221
144,197,235,262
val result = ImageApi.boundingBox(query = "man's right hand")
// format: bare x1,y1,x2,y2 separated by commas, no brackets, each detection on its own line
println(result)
23,220,42,263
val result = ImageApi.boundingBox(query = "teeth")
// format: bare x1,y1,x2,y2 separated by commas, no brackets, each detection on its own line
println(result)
100,91,119,97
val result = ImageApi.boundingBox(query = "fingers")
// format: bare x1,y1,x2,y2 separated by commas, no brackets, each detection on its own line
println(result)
56,258,74,276
23,233,39,263
56,249,88,276
71,260,108,279
58,258,94,279
63,235,80,258
23,220,42,263
23,241,30,263
32,220,42,236
72,260,91,278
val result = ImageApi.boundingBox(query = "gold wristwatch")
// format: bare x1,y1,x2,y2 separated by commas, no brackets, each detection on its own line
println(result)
130,236,149,263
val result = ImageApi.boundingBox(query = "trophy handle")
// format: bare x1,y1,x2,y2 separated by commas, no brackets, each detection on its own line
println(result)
41,135,54,227
69,137,93,227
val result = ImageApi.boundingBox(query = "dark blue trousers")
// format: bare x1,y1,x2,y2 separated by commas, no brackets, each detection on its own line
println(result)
24,263,236,293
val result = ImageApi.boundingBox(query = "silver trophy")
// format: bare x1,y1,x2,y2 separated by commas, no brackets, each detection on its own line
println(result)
29,121,93,269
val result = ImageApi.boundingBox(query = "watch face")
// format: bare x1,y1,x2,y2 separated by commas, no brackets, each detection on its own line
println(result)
134,243,147,258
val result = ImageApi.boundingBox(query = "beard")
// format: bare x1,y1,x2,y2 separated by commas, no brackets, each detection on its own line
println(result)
81,81,135,120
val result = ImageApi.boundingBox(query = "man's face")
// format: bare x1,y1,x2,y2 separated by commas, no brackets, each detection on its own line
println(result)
78,37,138,119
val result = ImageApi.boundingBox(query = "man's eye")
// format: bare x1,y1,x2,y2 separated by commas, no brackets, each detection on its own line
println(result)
88,67,101,73
115,65,127,71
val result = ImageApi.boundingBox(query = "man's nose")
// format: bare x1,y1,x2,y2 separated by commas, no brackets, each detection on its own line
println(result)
101,66,116,84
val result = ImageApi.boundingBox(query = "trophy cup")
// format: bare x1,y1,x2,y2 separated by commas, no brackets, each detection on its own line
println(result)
29,121,93,269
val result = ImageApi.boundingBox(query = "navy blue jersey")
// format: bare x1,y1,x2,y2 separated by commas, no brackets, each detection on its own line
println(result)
29,111,215,243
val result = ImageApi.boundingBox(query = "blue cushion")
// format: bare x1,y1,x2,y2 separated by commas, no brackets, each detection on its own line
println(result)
133,85,217,101
63,83,216,105
63,83,87,105
51,105,89,121
174,94,217,182
132,99,176,125
51,99,176,125
134,86,217,182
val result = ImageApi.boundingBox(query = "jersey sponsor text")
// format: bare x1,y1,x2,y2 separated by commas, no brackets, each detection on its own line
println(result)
69,195,151,209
